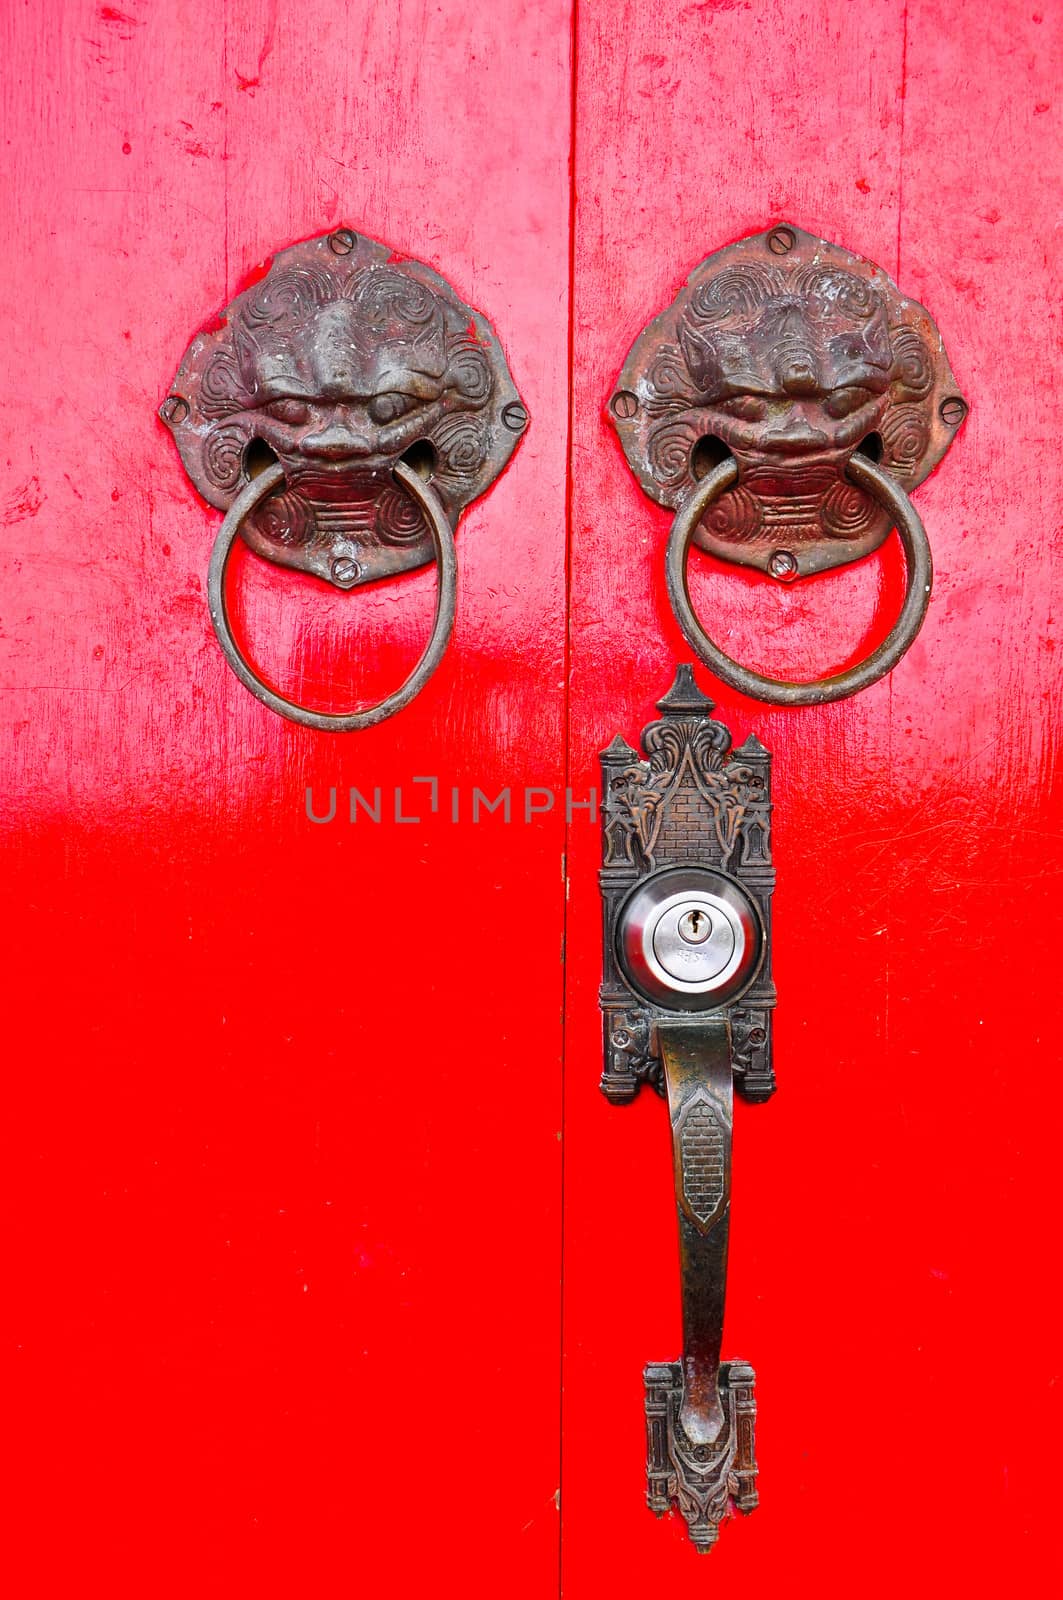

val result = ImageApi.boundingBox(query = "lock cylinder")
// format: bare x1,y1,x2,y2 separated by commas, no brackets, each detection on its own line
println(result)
615,866,763,1012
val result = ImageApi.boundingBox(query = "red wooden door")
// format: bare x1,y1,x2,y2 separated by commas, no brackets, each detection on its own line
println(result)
562,4,1063,1598
3,4,1061,1599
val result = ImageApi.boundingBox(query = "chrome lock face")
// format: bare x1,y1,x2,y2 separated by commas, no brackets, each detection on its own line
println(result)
616,865,763,1012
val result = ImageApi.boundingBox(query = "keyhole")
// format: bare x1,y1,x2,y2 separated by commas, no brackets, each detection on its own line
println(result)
678,907,713,945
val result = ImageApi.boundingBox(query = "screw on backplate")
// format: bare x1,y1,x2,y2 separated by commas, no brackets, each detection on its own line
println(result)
694,1447,708,1462
330,555,362,586
501,401,529,433
767,226,797,255
768,549,798,580
940,396,967,426
612,390,639,420
329,228,356,256
160,395,189,425
612,1029,632,1049
749,1027,766,1043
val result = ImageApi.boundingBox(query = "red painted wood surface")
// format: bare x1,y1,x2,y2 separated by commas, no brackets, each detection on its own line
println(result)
563,2,1063,1596
3,2,1062,1596
1,2,571,1593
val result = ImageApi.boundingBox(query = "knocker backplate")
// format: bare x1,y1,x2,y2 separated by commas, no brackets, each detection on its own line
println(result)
608,223,966,579
160,228,527,591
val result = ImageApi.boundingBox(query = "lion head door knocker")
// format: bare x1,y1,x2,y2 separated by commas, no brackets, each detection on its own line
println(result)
160,227,527,730
609,224,966,705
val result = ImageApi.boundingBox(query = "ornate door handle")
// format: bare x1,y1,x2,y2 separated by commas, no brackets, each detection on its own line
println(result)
646,1023,758,1546
609,224,966,704
160,227,527,728
600,666,775,1551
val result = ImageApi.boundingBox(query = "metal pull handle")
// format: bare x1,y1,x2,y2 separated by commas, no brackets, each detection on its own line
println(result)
660,1021,733,1449
160,225,527,729
600,667,775,1552
609,223,966,705
645,1021,758,1553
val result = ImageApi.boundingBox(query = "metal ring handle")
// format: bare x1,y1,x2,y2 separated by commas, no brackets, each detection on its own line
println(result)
207,459,457,731
665,453,933,706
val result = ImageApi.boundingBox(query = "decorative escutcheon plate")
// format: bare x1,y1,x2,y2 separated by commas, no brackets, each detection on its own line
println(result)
609,222,966,581
161,227,527,591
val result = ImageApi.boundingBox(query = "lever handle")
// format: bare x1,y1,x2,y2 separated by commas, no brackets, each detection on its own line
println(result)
643,1020,758,1554
662,1020,732,1447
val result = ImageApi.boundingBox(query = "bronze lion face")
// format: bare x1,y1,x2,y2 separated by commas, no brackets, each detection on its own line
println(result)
610,225,965,579
162,229,526,589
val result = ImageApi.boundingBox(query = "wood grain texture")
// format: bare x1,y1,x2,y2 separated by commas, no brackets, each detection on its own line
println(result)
0,2,571,1593
563,2,1063,1594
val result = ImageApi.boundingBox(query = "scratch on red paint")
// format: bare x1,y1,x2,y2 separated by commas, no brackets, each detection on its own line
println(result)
229,254,274,297
2,477,45,525
236,0,278,94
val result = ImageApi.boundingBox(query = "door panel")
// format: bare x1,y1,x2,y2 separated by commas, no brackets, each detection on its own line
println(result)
563,2,1062,1595
1,2,571,1593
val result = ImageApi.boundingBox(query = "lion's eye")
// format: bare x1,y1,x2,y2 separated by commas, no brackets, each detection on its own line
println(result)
717,395,768,422
369,392,417,424
824,387,874,418
264,398,311,425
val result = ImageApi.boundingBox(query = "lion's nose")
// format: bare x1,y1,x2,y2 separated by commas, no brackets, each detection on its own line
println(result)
301,425,373,459
779,358,819,395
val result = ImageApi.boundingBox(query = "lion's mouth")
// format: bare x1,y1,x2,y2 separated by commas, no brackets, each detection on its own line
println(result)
280,452,403,483
732,445,850,475
250,454,432,557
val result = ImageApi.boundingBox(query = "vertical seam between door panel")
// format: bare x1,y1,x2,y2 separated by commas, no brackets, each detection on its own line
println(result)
891,0,909,1075
896,0,909,277
559,0,579,1592
222,0,230,295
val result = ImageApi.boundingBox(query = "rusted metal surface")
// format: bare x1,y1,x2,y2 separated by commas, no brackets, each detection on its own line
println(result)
162,227,527,591
609,223,965,580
